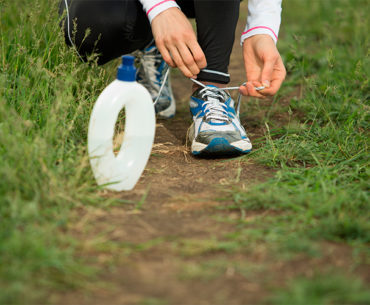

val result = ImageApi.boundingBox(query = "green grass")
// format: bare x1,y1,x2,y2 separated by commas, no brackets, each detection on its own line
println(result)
270,273,370,305
229,0,370,301
0,0,369,304
230,0,369,243
0,0,116,303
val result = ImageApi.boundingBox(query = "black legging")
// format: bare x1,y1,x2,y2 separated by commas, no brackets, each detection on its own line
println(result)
59,0,240,83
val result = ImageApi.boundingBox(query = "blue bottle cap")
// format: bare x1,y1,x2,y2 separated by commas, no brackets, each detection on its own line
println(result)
117,55,136,82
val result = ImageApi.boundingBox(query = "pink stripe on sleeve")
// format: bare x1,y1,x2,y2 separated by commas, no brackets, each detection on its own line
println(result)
146,0,176,16
242,26,278,41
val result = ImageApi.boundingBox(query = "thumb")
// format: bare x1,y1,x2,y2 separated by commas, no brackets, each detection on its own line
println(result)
261,57,276,88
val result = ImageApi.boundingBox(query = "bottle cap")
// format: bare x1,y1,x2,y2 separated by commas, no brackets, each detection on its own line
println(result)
117,55,136,82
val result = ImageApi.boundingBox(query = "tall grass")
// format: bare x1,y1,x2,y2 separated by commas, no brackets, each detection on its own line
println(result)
228,1,370,300
232,0,369,245
0,0,114,302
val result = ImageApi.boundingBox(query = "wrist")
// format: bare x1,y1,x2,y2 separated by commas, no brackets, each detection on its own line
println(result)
146,0,180,24
241,27,278,45
245,34,275,43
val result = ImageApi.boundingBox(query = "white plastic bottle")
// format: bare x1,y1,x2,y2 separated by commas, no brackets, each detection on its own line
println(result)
88,55,156,191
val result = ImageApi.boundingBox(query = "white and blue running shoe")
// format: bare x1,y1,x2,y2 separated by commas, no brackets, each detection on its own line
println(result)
188,85,252,156
136,43,176,119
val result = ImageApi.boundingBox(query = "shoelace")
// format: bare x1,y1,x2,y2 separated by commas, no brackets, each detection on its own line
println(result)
136,50,169,97
198,87,230,123
192,77,246,121
155,69,265,118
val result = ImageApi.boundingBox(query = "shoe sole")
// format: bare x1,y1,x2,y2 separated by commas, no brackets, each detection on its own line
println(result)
192,138,252,156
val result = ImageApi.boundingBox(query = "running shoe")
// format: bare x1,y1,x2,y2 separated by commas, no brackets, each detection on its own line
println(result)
188,85,252,156
136,43,176,119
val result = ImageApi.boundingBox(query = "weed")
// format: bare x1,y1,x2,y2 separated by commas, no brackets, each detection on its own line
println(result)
270,273,370,305
0,0,114,302
230,0,369,245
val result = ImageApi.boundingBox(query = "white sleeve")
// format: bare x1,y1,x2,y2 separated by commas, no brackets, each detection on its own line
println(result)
139,0,180,24
241,0,282,45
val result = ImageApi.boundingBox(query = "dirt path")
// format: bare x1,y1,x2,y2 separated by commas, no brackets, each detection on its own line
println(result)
56,19,299,305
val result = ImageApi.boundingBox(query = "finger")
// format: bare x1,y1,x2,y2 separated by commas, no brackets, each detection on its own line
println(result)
246,82,264,98
239,84,249,96
251,80,263,88
239,82,266,97
168,46,194,78
260,59,286,96
252,80,268,92
177,43,200,76
261,56,277,88
156,41,176,67
260,77,284,96
239,80,261,96
187,40,207,69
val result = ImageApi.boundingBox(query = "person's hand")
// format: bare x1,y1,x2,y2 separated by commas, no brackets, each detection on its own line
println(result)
239,34,286,98
151,8,207,78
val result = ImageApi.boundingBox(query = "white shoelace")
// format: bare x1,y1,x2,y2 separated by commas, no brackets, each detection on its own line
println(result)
197,86,230,123
191,77,243,120
137,51,169,98
155,69,265,117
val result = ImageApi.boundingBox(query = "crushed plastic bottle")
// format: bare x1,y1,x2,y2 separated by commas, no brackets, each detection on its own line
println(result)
88,55,155,191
